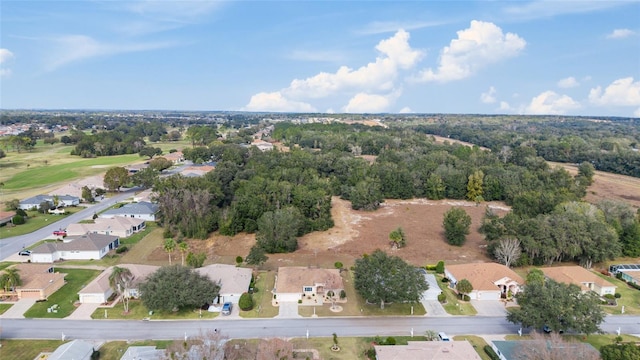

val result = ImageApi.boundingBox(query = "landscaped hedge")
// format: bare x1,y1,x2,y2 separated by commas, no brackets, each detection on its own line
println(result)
484,345,500,360
239,292,253,311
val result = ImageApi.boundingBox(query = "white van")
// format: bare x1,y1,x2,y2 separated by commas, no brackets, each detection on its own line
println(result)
438,332,450,341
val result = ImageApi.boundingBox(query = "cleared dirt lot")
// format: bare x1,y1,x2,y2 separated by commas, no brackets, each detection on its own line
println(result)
148,197,509,270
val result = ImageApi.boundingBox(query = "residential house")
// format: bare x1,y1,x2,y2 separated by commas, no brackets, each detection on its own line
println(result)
195,264,252,304
0,211,16,226
274,267,344,304
66,216,146,238
179,164,215,177
609,264,640,284
491,340,598,360
375,341,480,360
445,263,524,300
163,151,184,164
78,264,158,304
47,340,100,360
19,194,80,210
30,233,120,263
3,263,67,300
541,266,616,296
100,201,159,221
120,346,165,360
250,139,274,152
125,163,149,174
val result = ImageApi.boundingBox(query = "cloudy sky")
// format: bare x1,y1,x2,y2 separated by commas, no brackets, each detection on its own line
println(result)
1,1,639,116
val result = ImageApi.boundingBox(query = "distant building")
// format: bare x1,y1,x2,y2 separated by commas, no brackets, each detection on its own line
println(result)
375,340,480,360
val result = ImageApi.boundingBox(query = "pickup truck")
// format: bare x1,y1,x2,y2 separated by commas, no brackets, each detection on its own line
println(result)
53,229,67,236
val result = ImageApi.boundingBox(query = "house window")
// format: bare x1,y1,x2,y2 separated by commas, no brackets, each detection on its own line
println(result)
304,287,313,292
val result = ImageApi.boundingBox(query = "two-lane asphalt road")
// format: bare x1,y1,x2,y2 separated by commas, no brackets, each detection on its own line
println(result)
0,187,140,261
2,316,639,341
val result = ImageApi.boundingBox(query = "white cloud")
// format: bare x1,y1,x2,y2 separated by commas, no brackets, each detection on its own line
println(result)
283,29,422,99
606,29,636,39
0,48,14,77
589,77,640,107
557,76,579,88
499,101,512,111
399,106,413,113
413,21,526,83
243,91,317,113
44,35,176,71
344,93,394,113
525,91,580,115
481,86,497,103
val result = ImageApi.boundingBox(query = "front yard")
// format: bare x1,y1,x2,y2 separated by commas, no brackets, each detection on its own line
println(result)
91,299,219,320
434,274,477,315
594,272,640,315
24,268,100,318
240,270,279,318
0,208,82,239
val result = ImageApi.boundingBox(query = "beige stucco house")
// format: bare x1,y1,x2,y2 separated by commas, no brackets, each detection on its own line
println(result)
542,266,616,296
445,263,524,300
274,267,344,304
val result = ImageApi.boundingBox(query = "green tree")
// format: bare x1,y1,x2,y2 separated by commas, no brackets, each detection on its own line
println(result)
246,245,268,266
455,279,473,299
577,161,595,185
163,238,176,265
466,170,484,202
103,167,129,192
139,146,162,159
424,173,446,200
507,279,605,335
130,168,159,188
525,268,545,286
353,249,428,309
179,242,189,266
256,207,302,253
388,227,406,248
600,342,640,360
349,178,383,211
186,252,207,268
148,157,173,172
81,186,94,203
0,268,21,294
443,207,472,246
4,198,20,211
435,261,445,274
109,266,134,313
238,292,253,311
140,265,220,312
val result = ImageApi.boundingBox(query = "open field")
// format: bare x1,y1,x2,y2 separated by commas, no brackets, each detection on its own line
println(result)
550,161,640,210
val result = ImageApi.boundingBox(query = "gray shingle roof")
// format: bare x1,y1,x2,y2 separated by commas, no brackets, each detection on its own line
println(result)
102,201,158,216
32,233,119,253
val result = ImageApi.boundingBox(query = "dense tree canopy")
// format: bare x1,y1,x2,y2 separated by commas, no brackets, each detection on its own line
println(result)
600,342,640,360
139,265,220,312
443,207,472,246
255,207,303,253
507,278,605,335
353,249,428,309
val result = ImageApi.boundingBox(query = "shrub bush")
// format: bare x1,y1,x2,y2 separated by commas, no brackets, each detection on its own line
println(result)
484,345,500,360
463,295,471,301
385,337,396,345
614,293,622,298
16,208,27,217
334,261,343,269
235,256,243,264
425,264,437,271
437,293,446,303
115,245,128,254
441,277,449,283
239,292,253,311
12,214,25,225
435,261,445,274
340,290,346,299
604,294,615,299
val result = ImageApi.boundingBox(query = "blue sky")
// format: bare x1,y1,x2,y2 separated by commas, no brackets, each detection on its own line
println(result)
1,1,639,117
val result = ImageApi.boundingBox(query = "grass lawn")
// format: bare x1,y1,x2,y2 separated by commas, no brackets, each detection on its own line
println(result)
291,337,373,360
0,208,82,239
91,299,219,320
0,340,66,360
97,340,172,360
573,334,640,350
24,268,100,318
0,303,13,314
593,272,640,315
240,270,279,318
298,270,426,317
119,226,165,265
435,274,477,315
453,335,492,360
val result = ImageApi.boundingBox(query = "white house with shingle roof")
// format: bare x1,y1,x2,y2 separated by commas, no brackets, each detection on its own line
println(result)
274,267,344,303
19,194,80,210
445,263,524,300
66,216,146,238
79,264,159,304
195,264,252,304
100,201,158,221
30,233,120,263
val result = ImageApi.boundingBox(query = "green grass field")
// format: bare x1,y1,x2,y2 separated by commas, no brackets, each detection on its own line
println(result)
0,339,66,360
0,208,82,239
240,270,279,318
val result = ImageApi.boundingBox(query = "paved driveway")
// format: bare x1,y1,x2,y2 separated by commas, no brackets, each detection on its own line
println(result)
422,273,442,300
0,298,36,319
65,303,101,320
276,301,301,318
471,300,508,316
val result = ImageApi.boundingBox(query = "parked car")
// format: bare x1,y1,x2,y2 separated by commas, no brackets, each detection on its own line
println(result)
438,332,450,341
221,302,233,315
18,250,31,256
53,229,67,236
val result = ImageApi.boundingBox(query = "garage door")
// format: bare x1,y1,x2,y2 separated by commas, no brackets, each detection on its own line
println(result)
80,294,105,304
476,291,501,300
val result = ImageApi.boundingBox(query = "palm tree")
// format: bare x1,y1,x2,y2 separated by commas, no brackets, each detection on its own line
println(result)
164,238,176,265
1,268,22,294
109,266,134,313
179,242,189,266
